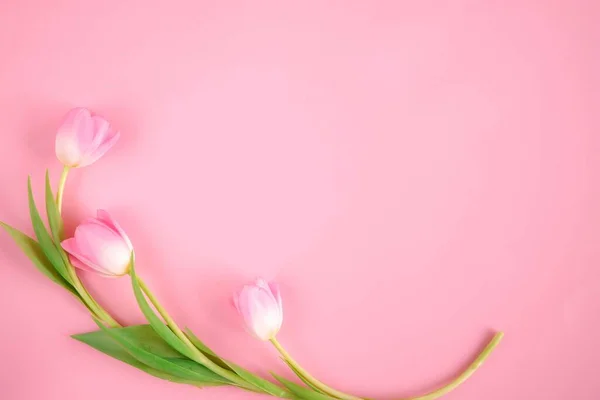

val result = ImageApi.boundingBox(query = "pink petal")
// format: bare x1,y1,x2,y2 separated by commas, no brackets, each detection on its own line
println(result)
69,254,115,277
57,108,93,141
246,286,281,340
79,129,120,167
82,116,112,163
256,278,281,311
235,288,262,338
236,288,253,324
61,237,80,256
268,282,281,305
64,108,95,152
268,282,283,321
55,108,94,167
91,116,111,145
74,222,131,275
235,281,284,340
62,238,114,276
95,210,133,250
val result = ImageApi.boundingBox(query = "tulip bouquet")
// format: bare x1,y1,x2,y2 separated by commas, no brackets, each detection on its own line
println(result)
1,108,503,400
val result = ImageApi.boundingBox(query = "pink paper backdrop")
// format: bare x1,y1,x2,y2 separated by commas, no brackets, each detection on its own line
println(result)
0,1,598,399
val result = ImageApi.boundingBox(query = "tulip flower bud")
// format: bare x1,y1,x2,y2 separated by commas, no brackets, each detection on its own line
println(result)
55,108,120,168
234,279,283,341
61,210,132,277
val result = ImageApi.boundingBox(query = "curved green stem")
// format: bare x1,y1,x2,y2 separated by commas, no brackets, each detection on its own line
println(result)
56,166,70,213
136,277,258,392
271,337,362,400
272,332,504,400
403,332,504,400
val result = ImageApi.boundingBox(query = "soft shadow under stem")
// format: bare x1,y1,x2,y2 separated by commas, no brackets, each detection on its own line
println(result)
271,332,504,400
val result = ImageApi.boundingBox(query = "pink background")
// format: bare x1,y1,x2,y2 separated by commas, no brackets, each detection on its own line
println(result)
0,1,599,399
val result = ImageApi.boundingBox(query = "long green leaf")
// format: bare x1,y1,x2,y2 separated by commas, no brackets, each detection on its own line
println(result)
273,375,337,400
88,322,228,385
44,170,64,242
44,170,75,283
98,324,182,358
223,360,291,398
0,221,77,296
43,172,108,319
129,259,198,361
27,176,72,284
183,327,217,356
128,258,265,392
168,358,231,383
184,328,232,369
44,171,85,295
185,328,295,398
72,326,204,386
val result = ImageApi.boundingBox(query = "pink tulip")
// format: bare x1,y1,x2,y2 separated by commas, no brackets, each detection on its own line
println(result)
61,210,133,277
234,279,283,341
55,108,120,168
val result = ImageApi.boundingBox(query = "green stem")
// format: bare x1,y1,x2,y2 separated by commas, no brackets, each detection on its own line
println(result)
67,265,121,328
136,277,258,392
272,332,504,400
56,166,70,213
55,165,120,328
270,337,362,400
403,332,504,400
